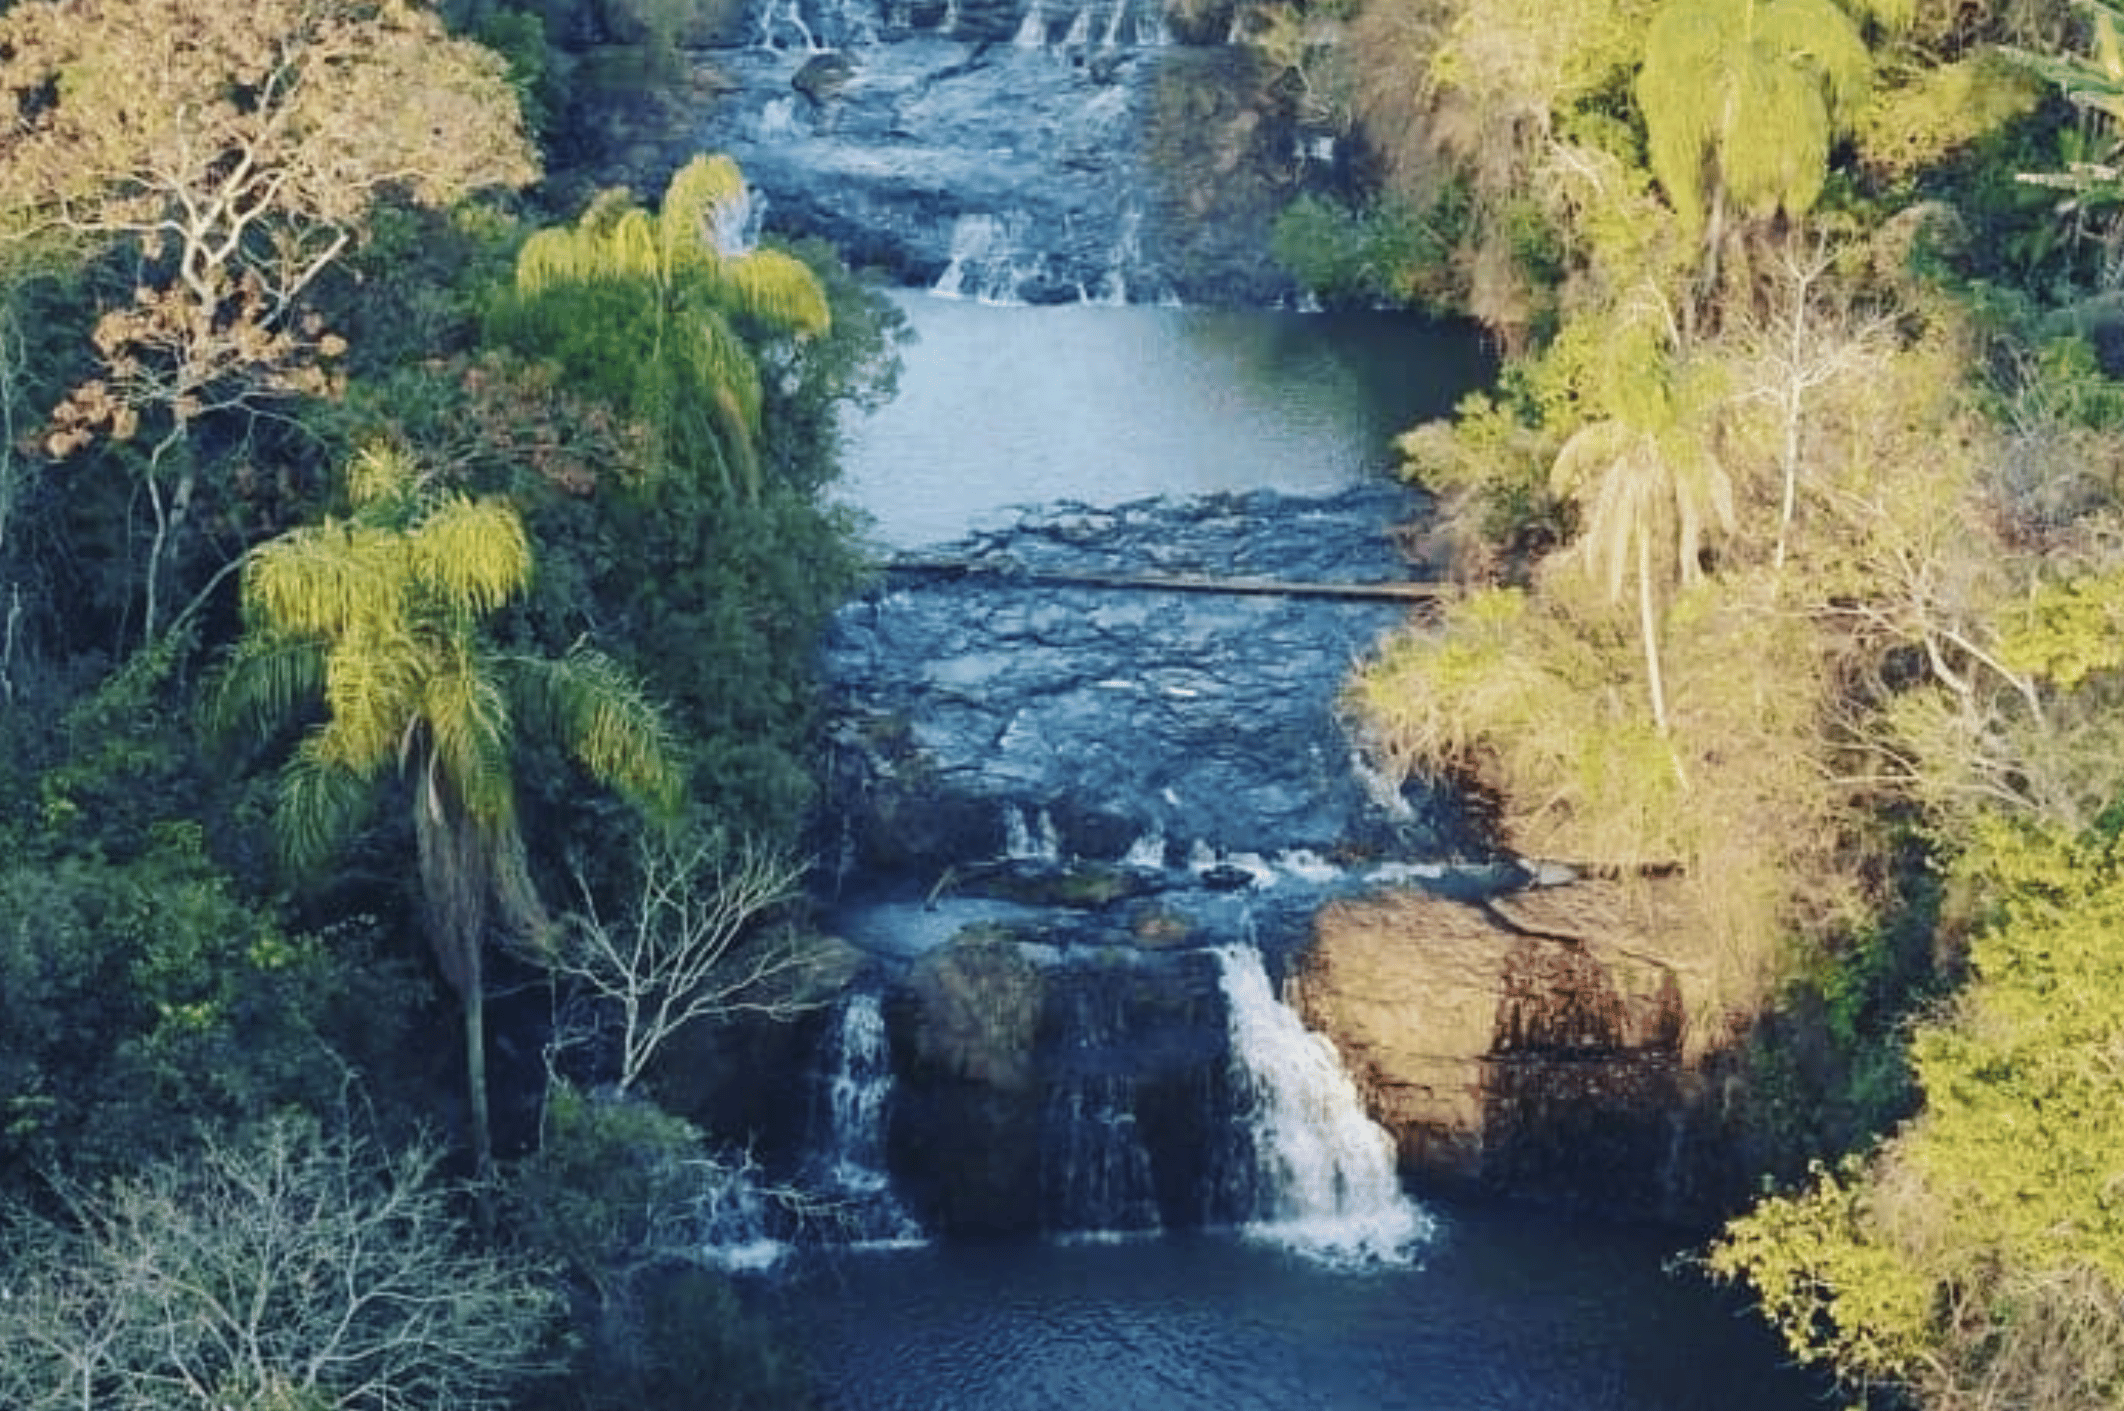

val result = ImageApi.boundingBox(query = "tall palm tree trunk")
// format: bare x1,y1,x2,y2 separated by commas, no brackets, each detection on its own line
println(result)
1637,533,1670,735
462,945,494,1216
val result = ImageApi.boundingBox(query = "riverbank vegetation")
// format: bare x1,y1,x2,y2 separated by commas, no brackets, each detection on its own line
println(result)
1261,0,2124,1402
0,0,901,1405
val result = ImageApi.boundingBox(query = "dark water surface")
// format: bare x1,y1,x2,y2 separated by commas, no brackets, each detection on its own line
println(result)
774,1204,1820,1411
838,293,1492,549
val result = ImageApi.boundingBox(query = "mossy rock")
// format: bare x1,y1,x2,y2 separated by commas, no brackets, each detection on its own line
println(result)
906,930,1045,1090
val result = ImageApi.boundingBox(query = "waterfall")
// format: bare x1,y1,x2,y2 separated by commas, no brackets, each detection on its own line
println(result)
1122,829,1168,868
1214,944,1431,1265
816,991,924,1246
1100,0,1127,48
1041,984,1162,1238
1013,0,1046,46
1003,804,1061,861
691,1153,793,1272
754,0,820,50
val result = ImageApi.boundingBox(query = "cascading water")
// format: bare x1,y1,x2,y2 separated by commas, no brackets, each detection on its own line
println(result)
692,1153,794,1272
815,991,924,1246
1002,803,1061,861
1213,943,1431,1265
1040,983,1162,1237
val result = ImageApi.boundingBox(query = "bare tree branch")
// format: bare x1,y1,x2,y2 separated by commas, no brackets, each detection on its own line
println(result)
556,834,834,1093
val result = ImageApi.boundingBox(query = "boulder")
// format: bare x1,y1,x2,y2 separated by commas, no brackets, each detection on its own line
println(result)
1292,880,1723,1219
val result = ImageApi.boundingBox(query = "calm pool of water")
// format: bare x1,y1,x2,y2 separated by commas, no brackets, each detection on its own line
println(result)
773,1203,1820,1411
838,294,1491,549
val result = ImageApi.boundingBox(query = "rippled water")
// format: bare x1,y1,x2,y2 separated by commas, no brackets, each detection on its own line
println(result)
774,1209,1821,1411
838,293,1491,549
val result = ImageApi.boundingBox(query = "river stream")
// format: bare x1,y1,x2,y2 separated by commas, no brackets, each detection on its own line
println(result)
785,294,1821,1410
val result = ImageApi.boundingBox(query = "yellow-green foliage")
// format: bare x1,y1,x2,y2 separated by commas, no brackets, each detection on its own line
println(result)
212,444,678,874
1354,584,1689,867
1710,818,2124,1407
1856,53,2044,181
1355,568,1854,1016
1638,0,1872,230
1999,563,2124,689
502,154,829,503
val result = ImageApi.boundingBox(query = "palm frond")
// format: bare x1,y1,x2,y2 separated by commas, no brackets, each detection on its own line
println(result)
509,646,682,822
277,738,381,877
659,153,751,271
243,520,395,639
407,497,533,617
718,247,832,336
676,308,766,498
345,442,421,517
1639,0,1869,225
419,650,519,835
204,630,328,747
314,620,427,777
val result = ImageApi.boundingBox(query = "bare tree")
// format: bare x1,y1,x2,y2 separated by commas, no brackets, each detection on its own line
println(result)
553,833,834,1094
0,1117,559,1411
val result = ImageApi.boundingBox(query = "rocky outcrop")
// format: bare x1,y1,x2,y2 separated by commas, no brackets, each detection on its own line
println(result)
883,923,1233,1236
821,485,1474,879
567,0,1369,305
1292,880,1733,1220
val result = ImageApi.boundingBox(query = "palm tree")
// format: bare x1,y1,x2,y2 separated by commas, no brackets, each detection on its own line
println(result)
1551,327,1735,735
498,153,831,501
1637,0,1871,287
211,445,678,1182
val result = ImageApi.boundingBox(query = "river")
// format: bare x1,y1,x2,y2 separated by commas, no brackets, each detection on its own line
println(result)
790,293,1822,1410
837,291,1493,550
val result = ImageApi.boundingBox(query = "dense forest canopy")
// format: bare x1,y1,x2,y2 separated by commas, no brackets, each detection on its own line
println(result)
3,0,2124,1406
0,0,899,1404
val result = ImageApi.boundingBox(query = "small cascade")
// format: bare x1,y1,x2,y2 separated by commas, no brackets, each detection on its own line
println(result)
1040,984,1162,1237
1093,210,1141,305
1003,804,1061,861
1213,944,1431,1266
754,0,820,50
1100,0,1127,48
692,1154,793,1272
1012,0,1046,46
815,991,924,1246
932,214,1043,304
1122,829,1168,868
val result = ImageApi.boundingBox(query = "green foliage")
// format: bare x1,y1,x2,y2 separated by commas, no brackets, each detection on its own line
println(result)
753,236,911,496
465,193,895,846
211,442,680,1174
1710,817,2124,1407
1270,195,1440,310
509,1084,715,1293
489,154,829,503
0,825,425,1189
507,1085,817,1409
1856,52,2044,186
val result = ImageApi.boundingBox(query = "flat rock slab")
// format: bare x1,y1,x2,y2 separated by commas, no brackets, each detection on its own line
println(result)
821,486,1472,878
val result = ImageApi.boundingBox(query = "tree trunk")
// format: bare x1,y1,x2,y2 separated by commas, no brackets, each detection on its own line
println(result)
1638,533,1669,735
463,942,495,1230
